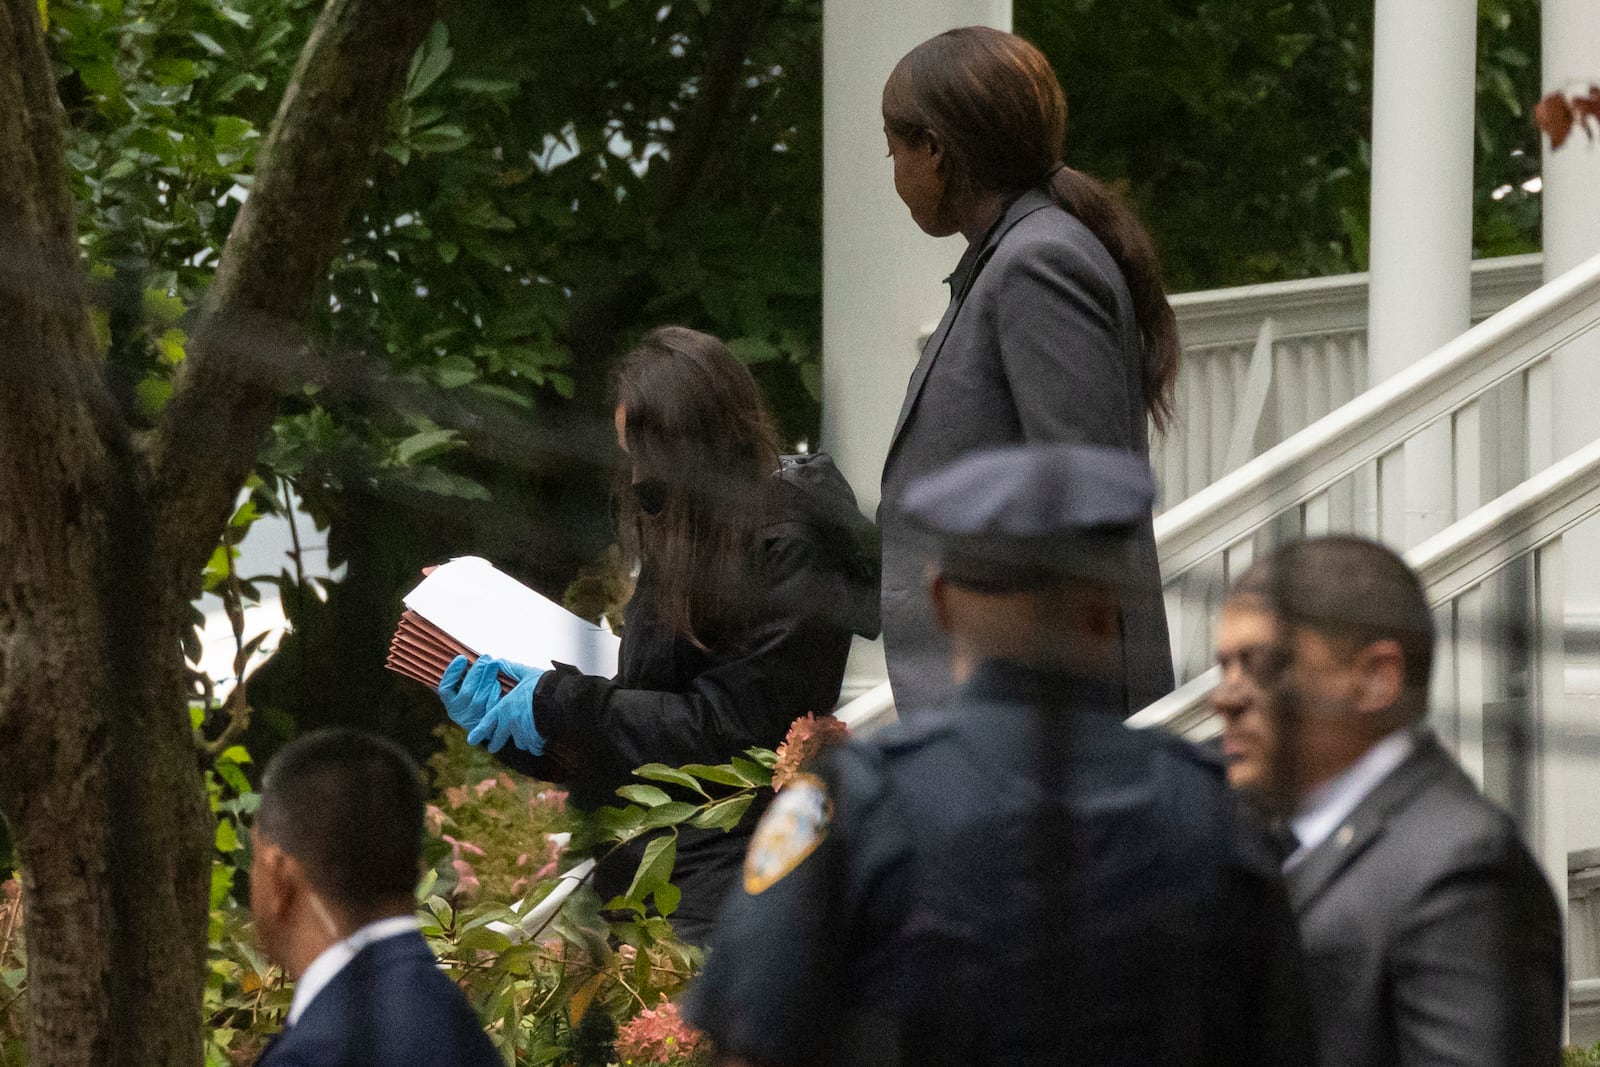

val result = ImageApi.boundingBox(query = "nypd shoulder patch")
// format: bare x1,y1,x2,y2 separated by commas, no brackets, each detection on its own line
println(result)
743,772,832,894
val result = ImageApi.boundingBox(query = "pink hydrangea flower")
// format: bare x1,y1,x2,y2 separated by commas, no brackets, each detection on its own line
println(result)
771,712,850,791
450,858,480,901
615,997,703,1065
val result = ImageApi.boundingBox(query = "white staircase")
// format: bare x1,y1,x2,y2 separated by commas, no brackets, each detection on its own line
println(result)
838,251,1600,1035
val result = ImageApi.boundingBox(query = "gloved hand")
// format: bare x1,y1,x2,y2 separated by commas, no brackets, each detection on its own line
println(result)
436,654,505,733
465,658,547,756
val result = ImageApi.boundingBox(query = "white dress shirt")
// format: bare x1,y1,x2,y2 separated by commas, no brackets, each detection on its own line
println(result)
287,915,421,1026
1283,728,1416,872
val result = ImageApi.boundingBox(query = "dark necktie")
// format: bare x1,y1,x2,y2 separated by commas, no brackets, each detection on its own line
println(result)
1268,822,1300,865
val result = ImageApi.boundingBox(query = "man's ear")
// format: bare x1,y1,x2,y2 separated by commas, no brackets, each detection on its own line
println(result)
252,835,300,920
1354,639,1406,715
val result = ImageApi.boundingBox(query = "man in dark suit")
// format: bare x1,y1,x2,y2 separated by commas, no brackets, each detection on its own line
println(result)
1210,536,1564,1067
251,729,501,1067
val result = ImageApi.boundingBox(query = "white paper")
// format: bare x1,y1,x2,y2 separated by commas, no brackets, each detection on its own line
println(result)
403,556,620,677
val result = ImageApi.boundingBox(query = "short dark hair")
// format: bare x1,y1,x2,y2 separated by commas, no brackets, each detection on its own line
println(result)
257,729,425,912
1230,536,1435,695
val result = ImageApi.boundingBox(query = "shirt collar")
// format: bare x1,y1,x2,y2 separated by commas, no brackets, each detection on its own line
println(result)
1284,727,1416,871
286,915,420,1026
942,187,1056,299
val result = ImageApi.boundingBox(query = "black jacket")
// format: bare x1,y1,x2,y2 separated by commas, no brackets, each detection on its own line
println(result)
498,454,878,941
689,660,1315,1066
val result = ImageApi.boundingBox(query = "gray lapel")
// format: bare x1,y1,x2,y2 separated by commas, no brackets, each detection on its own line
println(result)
1285,734,1453,915
883,190,1057,464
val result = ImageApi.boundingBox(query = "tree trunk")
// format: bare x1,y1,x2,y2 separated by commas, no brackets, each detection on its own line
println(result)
0,0,437,1062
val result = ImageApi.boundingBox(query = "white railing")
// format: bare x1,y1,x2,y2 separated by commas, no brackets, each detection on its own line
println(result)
1159,251,1600,683
845,252,1600,739
1135,435,1600,923
1157,254,1543,507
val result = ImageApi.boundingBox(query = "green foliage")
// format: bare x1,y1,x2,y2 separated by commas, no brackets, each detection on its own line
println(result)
1567,1043,1600,1067
0,735,775,1064
1017,0,1543,288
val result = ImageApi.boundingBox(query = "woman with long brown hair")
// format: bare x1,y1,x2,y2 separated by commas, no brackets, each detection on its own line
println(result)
877,26,1176,716
436,327,878,944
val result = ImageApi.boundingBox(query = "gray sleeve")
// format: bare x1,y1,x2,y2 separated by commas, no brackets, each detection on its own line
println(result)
990,237,1140,450
1389,847,1564,1067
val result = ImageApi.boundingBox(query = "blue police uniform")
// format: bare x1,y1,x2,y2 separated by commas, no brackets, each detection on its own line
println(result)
685,443,1315,1066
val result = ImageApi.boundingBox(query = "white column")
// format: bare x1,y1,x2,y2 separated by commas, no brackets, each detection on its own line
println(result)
820,0,1011,700
1366,0,1477,548
1540,0,1600,467
1541,0,1600,864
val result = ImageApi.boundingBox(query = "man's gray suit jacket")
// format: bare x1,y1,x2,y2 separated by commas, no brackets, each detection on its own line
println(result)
1288,733,1564,1067
878,187,1174,716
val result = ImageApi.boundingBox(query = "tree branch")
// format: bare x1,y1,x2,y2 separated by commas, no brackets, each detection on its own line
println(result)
150,0,439,590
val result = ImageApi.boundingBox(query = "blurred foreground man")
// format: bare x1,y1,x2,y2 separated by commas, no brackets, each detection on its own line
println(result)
252,729,500,1067
1211,536,1564,1067
688,443,1313,1066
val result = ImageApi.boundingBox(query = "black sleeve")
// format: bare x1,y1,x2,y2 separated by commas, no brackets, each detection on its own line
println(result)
505,533,853,794
1211,798,1320,1067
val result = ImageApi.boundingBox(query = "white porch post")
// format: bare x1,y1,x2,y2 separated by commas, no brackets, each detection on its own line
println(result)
1366,0,1477,548
1541,0,1600,890
820,0,1011,700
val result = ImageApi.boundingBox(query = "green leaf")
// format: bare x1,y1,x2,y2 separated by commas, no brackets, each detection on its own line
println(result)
653,882,681,917
680,763,753,787
594,806,647,842
690,793,755,832
220,745,251,765
411,124,472,155
744,747,779,770
135,377,174,420
406,467,491,501
637,802,699,831
209,863,234,908
616,784,671,807
633,764,708,797
432,354,479,388
214,818,239,852
728,337,781,364
407,22,454,101
393,427,459,465
731,757,773,787
623,835,676,902
190,31,227,57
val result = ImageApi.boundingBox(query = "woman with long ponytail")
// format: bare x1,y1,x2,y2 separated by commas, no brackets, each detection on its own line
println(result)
877,26,1177,717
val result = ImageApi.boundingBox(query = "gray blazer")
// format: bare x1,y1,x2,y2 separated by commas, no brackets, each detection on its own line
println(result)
878,188,1174,715
1288,733,1564,1067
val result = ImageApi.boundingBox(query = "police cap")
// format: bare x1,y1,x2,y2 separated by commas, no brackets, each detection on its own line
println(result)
902,442,1155,593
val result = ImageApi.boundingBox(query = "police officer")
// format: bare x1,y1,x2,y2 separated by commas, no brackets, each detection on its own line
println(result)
685,442,1314,1067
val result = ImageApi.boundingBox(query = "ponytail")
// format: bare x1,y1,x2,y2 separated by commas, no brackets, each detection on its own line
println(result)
1047,166,1179,436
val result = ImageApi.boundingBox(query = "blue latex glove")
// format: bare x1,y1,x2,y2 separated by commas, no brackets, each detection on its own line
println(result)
465,658,547,756
436,654,505,732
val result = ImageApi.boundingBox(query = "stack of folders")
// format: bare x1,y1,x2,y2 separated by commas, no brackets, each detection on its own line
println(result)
386,610,514,695
386,556,621,695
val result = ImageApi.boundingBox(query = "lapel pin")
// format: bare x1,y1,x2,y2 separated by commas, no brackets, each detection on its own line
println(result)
1336,825,1355,847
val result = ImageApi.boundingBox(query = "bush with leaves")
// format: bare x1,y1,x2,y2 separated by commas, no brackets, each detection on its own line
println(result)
0,717,835,1065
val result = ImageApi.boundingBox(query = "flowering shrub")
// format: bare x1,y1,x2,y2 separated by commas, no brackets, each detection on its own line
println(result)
1,877,23,1063
615,996,706,1066
771,712,851,791
0,713,845,1065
